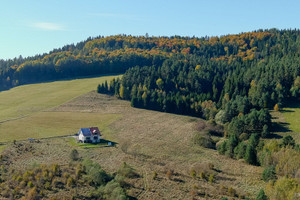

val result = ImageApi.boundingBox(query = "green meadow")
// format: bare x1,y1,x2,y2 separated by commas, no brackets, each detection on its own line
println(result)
0,75,121,143
282,103,300,134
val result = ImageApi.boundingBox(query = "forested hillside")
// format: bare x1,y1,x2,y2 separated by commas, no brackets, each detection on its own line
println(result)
96,29,300,198
2,29,300,96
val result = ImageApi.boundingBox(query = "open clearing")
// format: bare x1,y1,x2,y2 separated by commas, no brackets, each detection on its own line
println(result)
2,90,264,199
0,75,120,122
271,102,300,143
0,112,120,142
0,75,121,142
282,103,300,133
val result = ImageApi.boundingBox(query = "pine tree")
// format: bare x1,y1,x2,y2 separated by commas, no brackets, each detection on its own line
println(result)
255,189,268,200
244,134,259,165
261,125,270,138
97,84,102,93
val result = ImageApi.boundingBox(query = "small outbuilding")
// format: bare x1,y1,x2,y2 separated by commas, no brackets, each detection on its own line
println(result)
78,127,101,143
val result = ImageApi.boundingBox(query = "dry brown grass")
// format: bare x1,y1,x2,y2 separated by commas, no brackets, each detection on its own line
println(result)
1,91,265,199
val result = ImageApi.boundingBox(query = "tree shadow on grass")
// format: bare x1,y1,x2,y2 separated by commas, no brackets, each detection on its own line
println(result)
99,138,118,146
80,139,118,149
267,133,283,139
272,122,291,133
280,109,295,113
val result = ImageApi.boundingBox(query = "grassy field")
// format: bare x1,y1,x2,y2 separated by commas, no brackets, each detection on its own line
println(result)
0,75,120,122
282,104,300,134
0,75,121,142
0,77,266,199
0,112,121,142
8,91,262,199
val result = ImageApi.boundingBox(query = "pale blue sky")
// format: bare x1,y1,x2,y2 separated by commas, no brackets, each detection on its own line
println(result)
0,0,299,60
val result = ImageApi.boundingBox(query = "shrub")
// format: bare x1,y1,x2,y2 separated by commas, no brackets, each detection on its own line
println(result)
90,167,111,186
199,172,206,180
217,140,227,155
262,166,276,182
266,177,298,200
228,187,236,197
75,163,84,179
190,169,196,179
51,164,60,176
70,149,79,161
26,186,38,200
114,175,126,188
152,171,157,180
117,162,137,178
67,177,75,188
256,189,268,200
166,170,173,180
83,159,112,186
102,180,127,200
193,132,215,149
281,135,295,147
44,181,51,190
27,181,34,188
208,173,215,183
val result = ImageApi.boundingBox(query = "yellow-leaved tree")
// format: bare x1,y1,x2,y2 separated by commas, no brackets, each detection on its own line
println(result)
274,104,280,112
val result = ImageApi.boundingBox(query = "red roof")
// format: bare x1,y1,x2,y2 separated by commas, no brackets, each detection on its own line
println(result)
89,127,101,136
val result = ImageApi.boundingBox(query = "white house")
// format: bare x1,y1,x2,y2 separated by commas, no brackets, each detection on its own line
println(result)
78,127,101,143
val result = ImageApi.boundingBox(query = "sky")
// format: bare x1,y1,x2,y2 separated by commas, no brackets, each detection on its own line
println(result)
0,0,300,60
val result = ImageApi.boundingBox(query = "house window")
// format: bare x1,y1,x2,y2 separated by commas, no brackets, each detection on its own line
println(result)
94,136,98,140
86,137,90,140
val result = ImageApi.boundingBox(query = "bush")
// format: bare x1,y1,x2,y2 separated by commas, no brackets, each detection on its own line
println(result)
67,177,75,188
117,162,138,178
90,167,111,186
228,187,236,197
190,169,196,179
281,135,295,147
217,140,227,155
193,132,215,149
166,170,173,180
262,166,276,182
152,171,157,180
70,149,79,161
266,177,298,200
44,181,51,190
26,186,39,200
256,189,268,200
208,173,215,183
199,171,206,180
27,181,34,188
90,180,128,200
83,159,112,186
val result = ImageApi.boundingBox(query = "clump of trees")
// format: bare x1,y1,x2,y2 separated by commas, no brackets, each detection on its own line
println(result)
0,159,134,200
